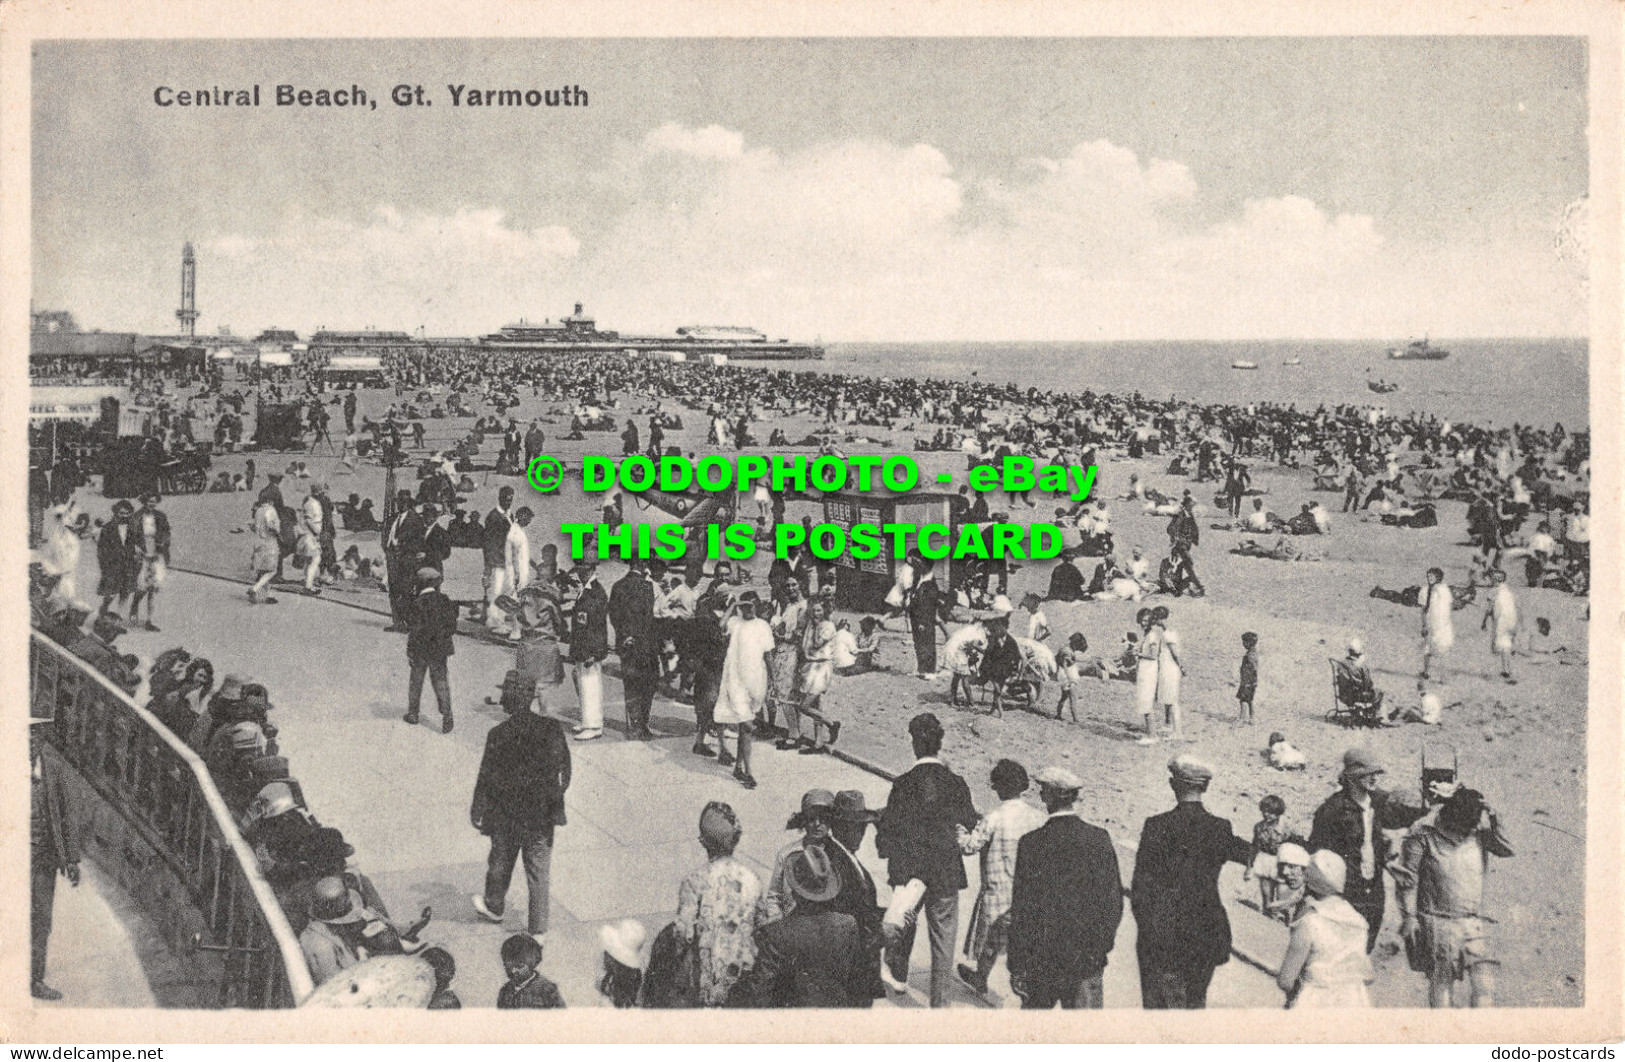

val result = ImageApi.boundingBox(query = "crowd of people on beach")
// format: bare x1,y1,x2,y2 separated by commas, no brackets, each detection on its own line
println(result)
26,340,1584,1009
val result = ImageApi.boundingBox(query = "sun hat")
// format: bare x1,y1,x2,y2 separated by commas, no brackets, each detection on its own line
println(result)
1340,747,1384,779
599,919,648,969
831,791,880,824
1304,850,1347,897
786,846,842,904
1276,842,1311,868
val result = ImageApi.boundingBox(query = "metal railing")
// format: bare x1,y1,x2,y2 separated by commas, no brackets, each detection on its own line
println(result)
30,631,315,1007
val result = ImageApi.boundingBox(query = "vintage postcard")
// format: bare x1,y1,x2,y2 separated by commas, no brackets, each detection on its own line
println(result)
2,0,1619,1044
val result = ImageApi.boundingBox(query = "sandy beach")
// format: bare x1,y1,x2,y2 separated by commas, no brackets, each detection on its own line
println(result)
57,370,1587,1010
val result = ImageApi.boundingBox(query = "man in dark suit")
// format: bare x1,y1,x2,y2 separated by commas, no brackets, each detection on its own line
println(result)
750,847,863,1008
382,490,426,632
1131,754,1252,1009
828,790,885,1006
1008,766,1124,1009
481,486,515,629
1308,747,1430,952
609,560,659,739
342,389,357,434
874,711,979,1007
95,499,137,618
420,503,453,573
568,561,611,741
404,567,459,733
906,559,941,676
470,670,571,943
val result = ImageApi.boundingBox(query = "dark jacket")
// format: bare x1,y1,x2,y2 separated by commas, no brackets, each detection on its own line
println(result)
569,581,611,664
752,909,863,1007
32,751,82,871
96,521,135,585
1308,786,1428,885
384,508,426,564
482,507,513,568
421,523,452,570
608,572,656,650
876,760,979,890
406,588,460,662
906,576,940,630
1130,801,1251,969
1008,814,1124,980
496,971,564,1009
471,710,571,839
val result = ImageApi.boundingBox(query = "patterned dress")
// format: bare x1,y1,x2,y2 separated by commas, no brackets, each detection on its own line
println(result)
674,855,765,1006
960,798,1049,957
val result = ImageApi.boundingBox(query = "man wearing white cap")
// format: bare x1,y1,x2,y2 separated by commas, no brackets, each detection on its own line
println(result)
1308,748,1430,952
1007,765,1123,1009
1130,754,1251,1008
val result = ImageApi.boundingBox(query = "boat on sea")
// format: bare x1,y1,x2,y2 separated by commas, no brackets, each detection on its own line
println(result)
1368,379,1401,394
1231,359,1259,370
1387,337,1449,361
1283,355,1303,366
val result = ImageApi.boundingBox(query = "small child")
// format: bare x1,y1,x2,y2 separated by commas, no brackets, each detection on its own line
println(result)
1266,731,1307,771
422,945,461,1009
1236,631,1259,724
850,616,882,674
496,933,564,1009
1246,795,1288,911
1053,649,1081,722
1022,593,1051,643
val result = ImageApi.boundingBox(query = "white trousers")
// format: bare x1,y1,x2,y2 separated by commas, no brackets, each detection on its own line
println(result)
574,661,604,732
484,565,508,627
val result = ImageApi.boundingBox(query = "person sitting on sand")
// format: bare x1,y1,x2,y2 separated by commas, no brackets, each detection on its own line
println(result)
1045,552,1087,602
1287,503,1321,536
1244,498,1287,534
1267,732,1308,771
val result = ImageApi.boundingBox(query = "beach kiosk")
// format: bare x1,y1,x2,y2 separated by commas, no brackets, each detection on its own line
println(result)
821,488,958,612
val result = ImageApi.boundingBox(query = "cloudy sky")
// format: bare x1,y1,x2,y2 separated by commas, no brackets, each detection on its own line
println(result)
32,38,1588,341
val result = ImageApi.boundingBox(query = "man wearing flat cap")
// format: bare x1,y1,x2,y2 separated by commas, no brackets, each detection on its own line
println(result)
1309,747,1430,952
1006,765,1123,1009
404,566,458,733
1130,753,1252,1008
875,711,978,1007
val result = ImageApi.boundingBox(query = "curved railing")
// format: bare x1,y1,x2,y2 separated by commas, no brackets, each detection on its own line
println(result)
29,630,315,1007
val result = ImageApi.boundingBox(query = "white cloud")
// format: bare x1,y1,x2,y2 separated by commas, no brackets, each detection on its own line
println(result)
644,122,746,160
182,126,1585,340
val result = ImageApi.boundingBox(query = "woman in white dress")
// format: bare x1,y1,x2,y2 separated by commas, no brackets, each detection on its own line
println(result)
1421,566,1455,683
1134,608,1161,745
1154,605,1187,742
713,594,775,790
42,500,86,605
1276,851,1374,1008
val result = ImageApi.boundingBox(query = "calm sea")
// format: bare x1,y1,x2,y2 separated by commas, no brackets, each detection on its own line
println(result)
777,339,1589,431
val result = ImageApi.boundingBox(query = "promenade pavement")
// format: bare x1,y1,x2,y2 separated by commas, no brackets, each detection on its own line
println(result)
57,568,1284,1010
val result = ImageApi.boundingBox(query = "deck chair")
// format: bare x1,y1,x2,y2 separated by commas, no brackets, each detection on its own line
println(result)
1328,658,1385,728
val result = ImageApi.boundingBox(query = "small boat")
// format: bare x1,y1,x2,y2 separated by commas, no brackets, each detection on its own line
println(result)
1231,360,1259,370
1387,337,1449,361
1368,379,1401,394
1283,356,1303,366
